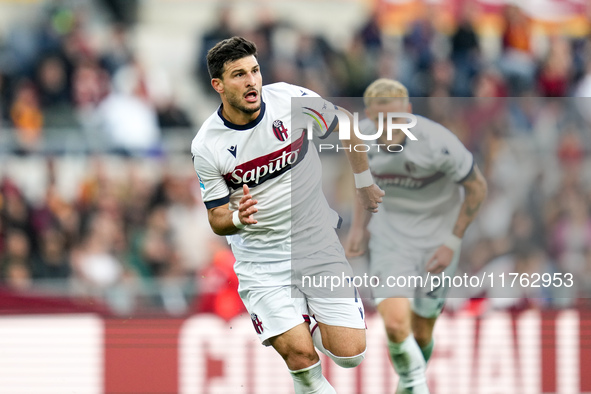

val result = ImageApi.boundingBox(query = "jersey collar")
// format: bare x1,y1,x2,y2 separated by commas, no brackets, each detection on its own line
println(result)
217,101,266,130
377,134,407,152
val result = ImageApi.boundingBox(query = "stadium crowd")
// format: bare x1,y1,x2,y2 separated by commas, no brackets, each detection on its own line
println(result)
0,0,192,154
0,0,590,316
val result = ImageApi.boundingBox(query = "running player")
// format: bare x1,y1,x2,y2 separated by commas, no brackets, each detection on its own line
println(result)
191,37,384,394
346,79,487,393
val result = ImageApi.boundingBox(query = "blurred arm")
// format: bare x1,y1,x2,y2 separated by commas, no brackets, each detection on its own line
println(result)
336,106,385,213
453,164,488,238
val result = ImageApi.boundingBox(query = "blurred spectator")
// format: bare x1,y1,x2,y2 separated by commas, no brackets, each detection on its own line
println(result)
9,80,44,151
428,59,455,96
1,229,31,267
93,63,160,154
359,10,382,53
35,54,78,128
36,55,70,108
4,262,33,291
341,36,377,96
1,229,33,290
0,72,11,126
156,99,193,129
499,5,535,95
578,248,591,297
512,209,540,244
164,174,219,273
1,179,34,237
550,189,591,273
537,37,573,97
32,227,71,279
246,13,277,85
502,5,532,53
404,17,436,73
460,72,506,154
557,127,585,169
196,6,237,91
194,244,244,321
130,205,173,278
100,25,134,75
451,5,481,95
98,0,138,25
72,58,110,110
471,244,555,311
71,211,125,291
575,55,591,97
295,35,328,77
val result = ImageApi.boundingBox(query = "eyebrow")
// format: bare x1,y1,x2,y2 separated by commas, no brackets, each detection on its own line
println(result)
230,65,259,76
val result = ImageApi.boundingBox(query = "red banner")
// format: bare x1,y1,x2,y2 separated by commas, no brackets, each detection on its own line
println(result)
0,311,589,393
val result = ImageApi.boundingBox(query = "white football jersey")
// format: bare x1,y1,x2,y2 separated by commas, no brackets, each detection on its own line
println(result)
191,83,341,263
361,115,474,249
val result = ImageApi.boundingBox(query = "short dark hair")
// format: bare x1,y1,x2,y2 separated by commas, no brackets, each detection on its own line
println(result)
206,36,258,80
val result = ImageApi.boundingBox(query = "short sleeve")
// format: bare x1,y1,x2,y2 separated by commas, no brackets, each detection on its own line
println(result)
192,149,231,209
290,85,339,139
431,126,474,183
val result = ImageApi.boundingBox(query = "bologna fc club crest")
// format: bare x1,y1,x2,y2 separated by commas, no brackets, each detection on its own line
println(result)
272,119,289,142
251,313,264,334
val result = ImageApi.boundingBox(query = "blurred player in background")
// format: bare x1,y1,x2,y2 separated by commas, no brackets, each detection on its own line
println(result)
191,36,384,394
346,79,488,393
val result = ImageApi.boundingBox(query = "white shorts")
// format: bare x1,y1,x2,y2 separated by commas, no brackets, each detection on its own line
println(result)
235,242,366,346
370,238,460,318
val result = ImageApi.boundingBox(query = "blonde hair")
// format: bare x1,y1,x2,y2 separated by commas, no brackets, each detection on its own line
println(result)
363,78,409,107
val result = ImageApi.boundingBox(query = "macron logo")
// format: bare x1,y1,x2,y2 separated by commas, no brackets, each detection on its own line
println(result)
228,145,237,158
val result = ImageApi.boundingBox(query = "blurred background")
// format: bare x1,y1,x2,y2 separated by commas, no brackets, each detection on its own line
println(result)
0,0,590,392
1,0,590,316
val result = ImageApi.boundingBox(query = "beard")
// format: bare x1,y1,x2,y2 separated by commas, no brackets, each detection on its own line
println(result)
226,91,261,114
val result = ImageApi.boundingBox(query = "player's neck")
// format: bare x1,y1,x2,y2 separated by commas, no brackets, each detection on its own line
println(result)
378,131,407,146
220,103,260,126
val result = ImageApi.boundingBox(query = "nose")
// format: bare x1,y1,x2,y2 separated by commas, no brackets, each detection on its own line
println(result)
245,71,256,87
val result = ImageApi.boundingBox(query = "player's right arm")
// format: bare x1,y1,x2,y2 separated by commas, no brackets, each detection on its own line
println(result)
207,185,258,235
192,143,257,235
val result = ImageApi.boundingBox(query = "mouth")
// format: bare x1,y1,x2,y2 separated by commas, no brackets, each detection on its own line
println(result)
244,89,259,103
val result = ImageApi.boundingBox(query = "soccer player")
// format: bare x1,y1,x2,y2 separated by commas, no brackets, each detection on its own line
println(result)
191,37,384,394
346,79,487,393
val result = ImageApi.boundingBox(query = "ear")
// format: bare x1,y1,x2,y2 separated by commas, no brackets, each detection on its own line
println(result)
407,102,413,113
364,107,371,119
211,78,224,94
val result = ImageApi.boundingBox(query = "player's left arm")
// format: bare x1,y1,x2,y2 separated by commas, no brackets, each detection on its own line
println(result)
426,124,487,274
454,164,488,238
293,87,384,212
426,164,487,274
336,106,385,213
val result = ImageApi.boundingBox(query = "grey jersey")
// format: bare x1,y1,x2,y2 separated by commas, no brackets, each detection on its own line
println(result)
192,83,340,263
362,115,473,249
